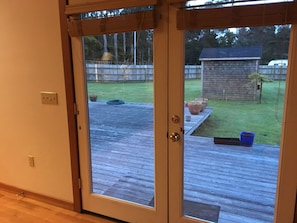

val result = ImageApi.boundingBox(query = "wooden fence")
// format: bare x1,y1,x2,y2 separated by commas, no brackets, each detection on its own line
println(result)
258,65,287,80
85,62,287,82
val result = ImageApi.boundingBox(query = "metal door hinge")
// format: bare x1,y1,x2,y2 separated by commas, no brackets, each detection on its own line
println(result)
180,127,185,134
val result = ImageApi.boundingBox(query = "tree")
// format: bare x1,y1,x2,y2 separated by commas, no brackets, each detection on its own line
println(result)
103,35,108,53
235,26,277,64
185,30,203,64
122,33,127,61
83,36,102,60
217,30,237,47
199,29,219,48
113,33,118,63
185,29,219,64
274,25,290,59
247,72,273,104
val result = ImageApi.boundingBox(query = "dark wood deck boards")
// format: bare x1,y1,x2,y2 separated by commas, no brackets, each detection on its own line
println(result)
88,102,279,223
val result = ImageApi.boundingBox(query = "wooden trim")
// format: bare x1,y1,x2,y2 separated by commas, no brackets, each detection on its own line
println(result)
274,24,297,223
152,1,169,222
167,3,186,222
68,10,156,37
177,1,297,30
65,0,157,15
59,0,82,212
0,182,73,210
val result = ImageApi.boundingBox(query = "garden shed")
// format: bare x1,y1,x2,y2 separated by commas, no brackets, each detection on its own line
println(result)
199,46,262,101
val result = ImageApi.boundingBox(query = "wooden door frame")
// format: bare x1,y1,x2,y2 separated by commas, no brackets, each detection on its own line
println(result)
274,24,297,222
59,0,82,212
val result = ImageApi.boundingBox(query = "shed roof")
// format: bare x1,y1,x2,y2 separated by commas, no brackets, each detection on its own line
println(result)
199,46,262,61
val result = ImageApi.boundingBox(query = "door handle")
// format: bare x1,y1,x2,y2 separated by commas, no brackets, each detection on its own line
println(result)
169,132,181,142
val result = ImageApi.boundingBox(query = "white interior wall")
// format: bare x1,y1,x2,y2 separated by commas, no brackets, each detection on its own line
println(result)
0,0,73,202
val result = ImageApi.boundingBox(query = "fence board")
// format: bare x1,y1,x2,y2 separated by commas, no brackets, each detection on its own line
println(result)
85,62,287,81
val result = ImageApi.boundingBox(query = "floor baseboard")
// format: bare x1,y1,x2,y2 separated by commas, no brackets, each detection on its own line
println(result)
0,182,73,210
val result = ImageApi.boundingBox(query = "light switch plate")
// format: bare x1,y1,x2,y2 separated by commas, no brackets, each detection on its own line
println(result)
41,92,58,105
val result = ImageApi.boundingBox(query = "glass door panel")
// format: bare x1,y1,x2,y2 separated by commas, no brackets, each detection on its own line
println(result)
182,26,288,222
73,26,168,222
85,31,155,207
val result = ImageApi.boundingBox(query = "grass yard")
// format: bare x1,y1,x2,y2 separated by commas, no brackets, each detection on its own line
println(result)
195,80,285,145
88,81,154,103
88,79,286,145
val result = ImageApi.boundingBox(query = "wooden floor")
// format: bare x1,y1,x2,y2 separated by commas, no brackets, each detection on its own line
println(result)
88,102,280,223
0,189,119,223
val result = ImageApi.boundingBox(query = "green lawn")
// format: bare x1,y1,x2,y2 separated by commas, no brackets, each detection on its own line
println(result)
88,79,286,145
88,81,154,103
197,80,285,145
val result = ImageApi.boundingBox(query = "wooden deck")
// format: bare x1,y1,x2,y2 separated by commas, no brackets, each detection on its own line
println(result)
184,107,213,135
88,102,279,223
